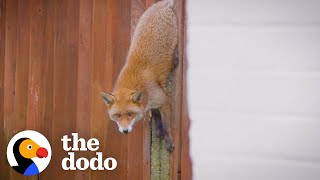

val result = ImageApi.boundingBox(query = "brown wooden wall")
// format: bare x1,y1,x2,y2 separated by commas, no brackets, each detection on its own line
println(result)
0,0,191,180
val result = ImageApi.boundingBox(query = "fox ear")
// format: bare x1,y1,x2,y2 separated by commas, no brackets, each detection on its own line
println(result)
101,92,115,106
131,91,143,103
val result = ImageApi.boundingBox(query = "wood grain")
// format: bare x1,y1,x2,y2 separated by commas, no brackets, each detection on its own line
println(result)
170,0,183,179
52,0,79,179
76,0,93,180
0,0,10,179
179,1,192,179
3,0,19,179
37,0,55,179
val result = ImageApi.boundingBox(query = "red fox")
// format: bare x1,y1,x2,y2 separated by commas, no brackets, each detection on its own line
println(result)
101,0,178,152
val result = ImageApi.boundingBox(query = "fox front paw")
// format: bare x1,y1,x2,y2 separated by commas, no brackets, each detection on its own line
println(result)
164,138,174,152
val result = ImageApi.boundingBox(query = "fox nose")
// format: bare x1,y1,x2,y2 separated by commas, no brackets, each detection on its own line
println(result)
123,129,129,134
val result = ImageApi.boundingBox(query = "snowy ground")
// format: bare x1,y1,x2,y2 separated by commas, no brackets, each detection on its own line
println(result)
187,1,320,179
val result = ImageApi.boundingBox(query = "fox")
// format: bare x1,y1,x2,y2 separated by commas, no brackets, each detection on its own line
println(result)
100,0,178,152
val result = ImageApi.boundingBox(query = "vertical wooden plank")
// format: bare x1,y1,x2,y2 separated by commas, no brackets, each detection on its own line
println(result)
38,0,55,179
104,0,128,179
142,118,151,180
13,0,30,136
26,0,47,131
77,0,93,139
0,0,10,179
151,118,170,180
51,0,68,178
76,0,93,180
3,0,17,139
52,0,79,179
3,0,19,179
171,0,190,180
26,2,50,179
91,0,109,179
13,2,32,179
180,1,192,179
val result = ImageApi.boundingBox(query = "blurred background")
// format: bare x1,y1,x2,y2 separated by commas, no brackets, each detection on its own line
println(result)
187,0,320,179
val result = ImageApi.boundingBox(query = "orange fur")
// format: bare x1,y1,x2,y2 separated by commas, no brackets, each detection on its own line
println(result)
101,0,177,150
115,0,177,95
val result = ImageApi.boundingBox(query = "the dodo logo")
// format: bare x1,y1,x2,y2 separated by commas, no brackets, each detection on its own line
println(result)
7,130,52,176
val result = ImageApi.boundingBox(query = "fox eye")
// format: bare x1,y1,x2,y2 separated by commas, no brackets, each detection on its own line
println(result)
115,113,121,118
127,112,135,117
27,145,32,150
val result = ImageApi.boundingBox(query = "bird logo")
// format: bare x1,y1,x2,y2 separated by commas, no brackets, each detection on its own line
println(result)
7,130,52,176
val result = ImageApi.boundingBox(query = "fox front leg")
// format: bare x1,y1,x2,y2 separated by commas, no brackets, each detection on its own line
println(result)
151,109,165,139
147,83,174,152
159,103,174,152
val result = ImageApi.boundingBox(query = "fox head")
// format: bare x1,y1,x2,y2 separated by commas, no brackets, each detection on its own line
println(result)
101,88,145,134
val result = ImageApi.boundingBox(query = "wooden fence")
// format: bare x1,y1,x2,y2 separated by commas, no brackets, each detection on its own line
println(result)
0,0,191,179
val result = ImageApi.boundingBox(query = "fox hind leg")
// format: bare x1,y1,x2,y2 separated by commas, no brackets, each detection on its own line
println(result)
151,108,174,152
151,109,165,139
159,102,175,152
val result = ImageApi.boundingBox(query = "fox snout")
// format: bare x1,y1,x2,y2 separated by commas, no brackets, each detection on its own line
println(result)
119,126,132,134
117,120,133,134
116,113,143,134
